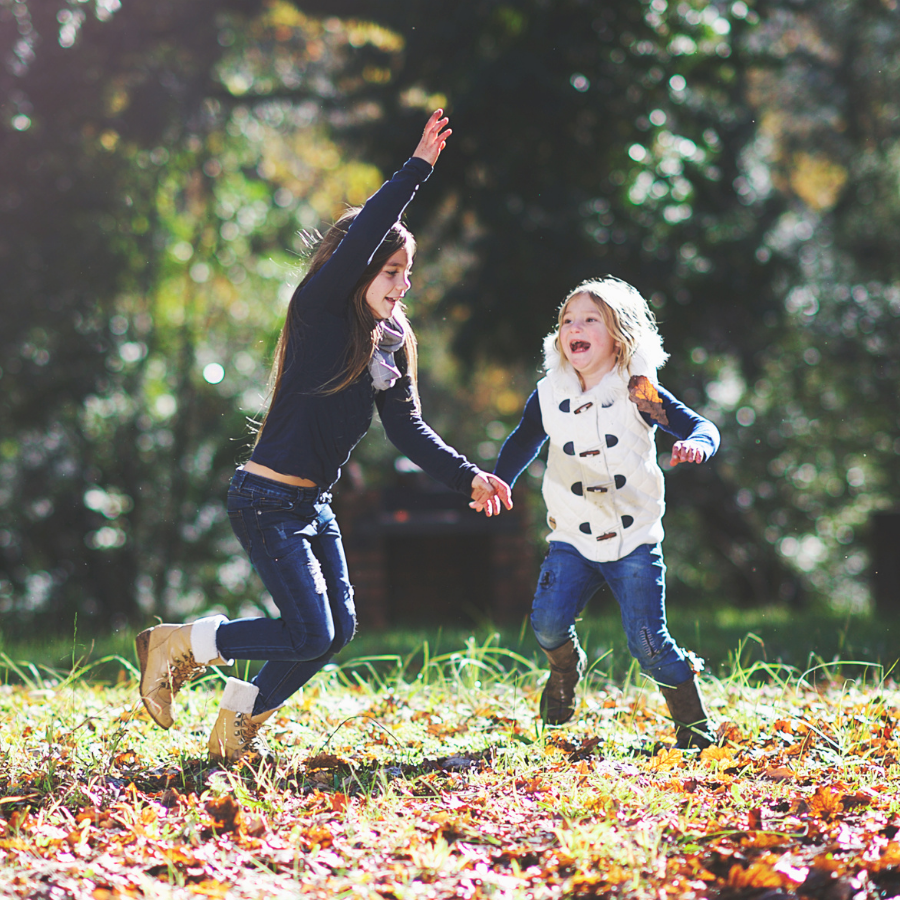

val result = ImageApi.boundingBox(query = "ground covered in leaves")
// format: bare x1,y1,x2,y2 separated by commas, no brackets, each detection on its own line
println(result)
1,647,900,899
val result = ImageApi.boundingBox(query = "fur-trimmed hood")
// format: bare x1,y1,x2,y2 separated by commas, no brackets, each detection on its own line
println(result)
541,329,668,405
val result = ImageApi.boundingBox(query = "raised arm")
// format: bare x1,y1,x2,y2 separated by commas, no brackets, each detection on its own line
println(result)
300,111,451,313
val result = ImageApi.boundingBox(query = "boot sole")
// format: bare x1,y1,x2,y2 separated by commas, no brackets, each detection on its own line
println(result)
135,628,173,730
541,710,576,726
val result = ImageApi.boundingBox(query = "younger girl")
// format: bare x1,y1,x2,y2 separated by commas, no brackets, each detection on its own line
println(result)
136,111,512,764
494,277,719,748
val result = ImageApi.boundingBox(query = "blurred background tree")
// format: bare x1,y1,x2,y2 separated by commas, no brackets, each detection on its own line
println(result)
1,0,898,636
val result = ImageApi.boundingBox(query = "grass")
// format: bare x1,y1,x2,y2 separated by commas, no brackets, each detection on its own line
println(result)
1,627,900,898
3,603,897,687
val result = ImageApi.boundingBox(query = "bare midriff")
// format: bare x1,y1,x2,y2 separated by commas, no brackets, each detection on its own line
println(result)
242,460,318,488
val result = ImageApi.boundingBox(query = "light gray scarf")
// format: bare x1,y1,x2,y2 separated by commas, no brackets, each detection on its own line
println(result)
368,317,406,391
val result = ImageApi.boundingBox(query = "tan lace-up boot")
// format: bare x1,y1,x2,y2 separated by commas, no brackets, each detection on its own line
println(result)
136,616,231,729
539,637,587,725
208,678,275,766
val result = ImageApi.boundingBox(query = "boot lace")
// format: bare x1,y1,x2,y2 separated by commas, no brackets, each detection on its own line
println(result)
162,653,207,695
234,714,272,760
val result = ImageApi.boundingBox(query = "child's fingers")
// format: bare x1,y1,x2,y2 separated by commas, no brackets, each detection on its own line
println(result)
427,127,451,148
671,443,703,466
486,474,513,510
424,111,448,133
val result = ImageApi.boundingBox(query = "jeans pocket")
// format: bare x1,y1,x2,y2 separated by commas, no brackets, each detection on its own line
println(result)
257,505,317,559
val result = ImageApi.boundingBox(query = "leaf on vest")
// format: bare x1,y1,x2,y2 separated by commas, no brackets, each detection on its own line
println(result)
628,375,669,426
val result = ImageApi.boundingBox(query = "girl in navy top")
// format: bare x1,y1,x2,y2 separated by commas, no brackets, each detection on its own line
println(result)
136,111,512,764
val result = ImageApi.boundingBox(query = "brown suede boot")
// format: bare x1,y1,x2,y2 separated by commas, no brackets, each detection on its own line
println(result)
208,678,275,766
539,638,587,725
660,676,715,750
136,616,231,729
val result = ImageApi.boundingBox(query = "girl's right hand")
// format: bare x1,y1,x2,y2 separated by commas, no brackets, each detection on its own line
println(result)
469,472,513,517
412,109,452,166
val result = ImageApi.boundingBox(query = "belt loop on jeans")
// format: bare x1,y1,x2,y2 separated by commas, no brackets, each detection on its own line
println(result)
232,467,248,490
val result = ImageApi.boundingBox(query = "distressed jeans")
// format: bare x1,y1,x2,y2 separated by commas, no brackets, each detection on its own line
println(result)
216,468,356,716
530,541,694,688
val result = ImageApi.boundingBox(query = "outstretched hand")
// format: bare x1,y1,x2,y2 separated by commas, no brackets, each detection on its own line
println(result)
670,440,707,467
469,472,513,517
412,109,452,166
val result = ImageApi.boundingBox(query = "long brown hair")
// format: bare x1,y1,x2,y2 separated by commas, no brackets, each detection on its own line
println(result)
255,210,419,444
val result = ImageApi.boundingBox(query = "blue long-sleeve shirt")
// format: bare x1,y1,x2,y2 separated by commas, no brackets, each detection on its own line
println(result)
250,157,480,493
494,385,719,488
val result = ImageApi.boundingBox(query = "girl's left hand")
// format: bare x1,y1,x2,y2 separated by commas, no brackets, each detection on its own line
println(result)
469,473,513,517
412,109,452,166
670,441,707,466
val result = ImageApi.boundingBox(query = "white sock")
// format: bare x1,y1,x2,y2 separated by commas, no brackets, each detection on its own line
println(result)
190,615,233,666
220,677,259,715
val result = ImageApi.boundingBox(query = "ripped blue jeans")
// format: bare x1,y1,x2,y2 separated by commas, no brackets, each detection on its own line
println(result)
215,468,356,716
530,542,694,688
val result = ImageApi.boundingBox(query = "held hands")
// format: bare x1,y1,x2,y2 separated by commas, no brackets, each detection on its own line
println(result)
412,109,452,166
670,440,707,467
469,472,513,517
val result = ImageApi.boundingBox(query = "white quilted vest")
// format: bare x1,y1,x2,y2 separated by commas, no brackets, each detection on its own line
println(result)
538,349,665,562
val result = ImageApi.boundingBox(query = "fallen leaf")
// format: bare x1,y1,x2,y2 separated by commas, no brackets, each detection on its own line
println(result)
727,861,789,889
304,753,348,770
187,879,232,898
646,747,684,772
329,793,350,813
763,766,796,781
204,796,242,833
808,785,843,820
628,375,669,426
700,745,733,766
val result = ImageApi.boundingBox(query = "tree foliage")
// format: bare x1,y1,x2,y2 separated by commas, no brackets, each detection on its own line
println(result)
2,0,899,633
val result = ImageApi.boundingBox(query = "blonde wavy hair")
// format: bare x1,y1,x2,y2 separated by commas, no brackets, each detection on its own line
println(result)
545,276,668,376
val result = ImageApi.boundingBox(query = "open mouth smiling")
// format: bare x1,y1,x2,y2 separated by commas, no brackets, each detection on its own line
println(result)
569,340,591,353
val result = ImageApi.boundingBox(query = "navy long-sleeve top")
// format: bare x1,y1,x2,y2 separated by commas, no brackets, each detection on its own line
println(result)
250,157,480,493
494,385,719,488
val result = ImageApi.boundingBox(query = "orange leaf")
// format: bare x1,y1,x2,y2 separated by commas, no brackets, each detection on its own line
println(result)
700,745,733,766
741,832,789,849
517,777,544,794
628,375,669,426
727,862,788,889
762,765,795,780
808,785,843,820
717,722,745,743
646,747,684,771
876,842,900,870
114,750,138,767
329,793,350,813
187,880,232,898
